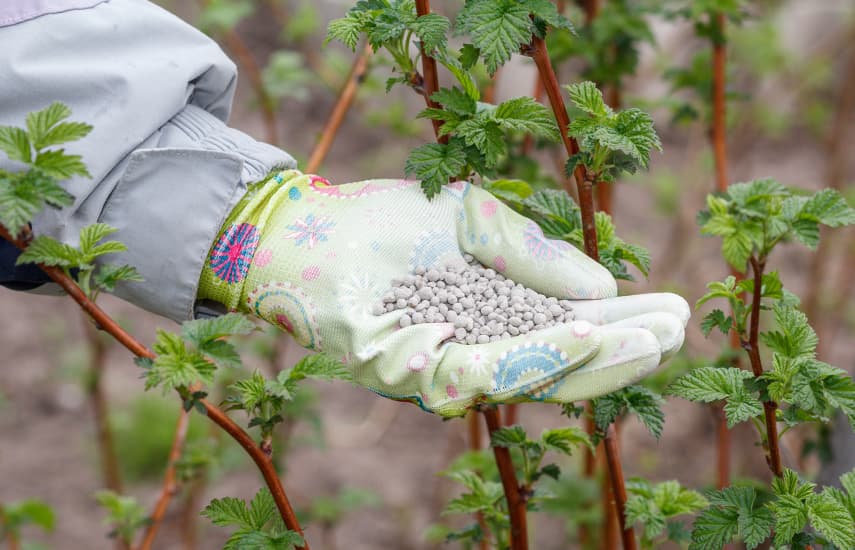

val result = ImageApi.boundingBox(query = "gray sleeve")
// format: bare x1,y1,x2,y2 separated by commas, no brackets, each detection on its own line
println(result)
0,0,296,321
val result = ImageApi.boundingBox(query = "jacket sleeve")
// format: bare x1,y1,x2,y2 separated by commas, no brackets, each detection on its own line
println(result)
0,0,297,321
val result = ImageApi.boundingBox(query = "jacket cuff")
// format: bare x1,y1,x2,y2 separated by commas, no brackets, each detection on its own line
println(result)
97,105,296,322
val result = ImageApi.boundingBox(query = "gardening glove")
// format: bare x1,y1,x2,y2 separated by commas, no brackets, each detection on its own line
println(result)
198,170,689,417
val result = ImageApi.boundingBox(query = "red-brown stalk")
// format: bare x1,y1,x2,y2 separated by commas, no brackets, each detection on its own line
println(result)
483,406,528,550
744,257,783,477
83,317,124,494
305,43,373,173
137,409,190,550
710,9,735,490
0,225,309,549
527,35,636,550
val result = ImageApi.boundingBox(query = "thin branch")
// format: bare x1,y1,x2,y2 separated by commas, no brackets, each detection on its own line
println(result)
482,406,528,550
0,225,309,549
83,316,124,494
711,12,728,194
414,0,447,143
528,36,599,260
602,425,635,550
220,30,279,147
0,503,21,550
305,42,373,173
466,411,490,550
743,256,783,477
137,409,191,550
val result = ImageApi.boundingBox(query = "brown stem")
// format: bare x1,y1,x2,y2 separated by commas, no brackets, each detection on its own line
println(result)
466,412,489,550
482,406,528,550
83,317,124,494
305,42,372,173
503,404,518,426
743,257,783,477
414,0,447,143
180,478,205,550
603,425,636,550
715,402,731,489
481,406,528,550
528,36,599,261
0,225,309,549
711,12,728,194
137,409,190,550
220,30,279,147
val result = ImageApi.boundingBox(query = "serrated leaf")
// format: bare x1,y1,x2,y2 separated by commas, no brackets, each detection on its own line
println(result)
34,149,90,179
701,309,733,336
566,81,609,116
78,223,117,254
430,88,476,115
0,126,32,163
723,391,764,427
202,497,255,530
668,367,753,403
34,121,92,150
490,425,527,448
800,188,855,228
769,494,808,545
459,43,480,69
760,304,817,359
182,313,257,348
807,490,855,549
456,116,506,166
326,12,366,50
456,0,533,74
25,102,71,149
739,506,773,549
411,12,449,52
93,264,143,292
289,352,351,382
540,427,591,455
404,140,467,199
523,189,581,239
593,386,665,439
494,97,560,141
16,235,84,268
690,505,739,550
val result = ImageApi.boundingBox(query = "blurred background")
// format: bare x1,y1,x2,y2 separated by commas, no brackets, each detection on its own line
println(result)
1,0,853,548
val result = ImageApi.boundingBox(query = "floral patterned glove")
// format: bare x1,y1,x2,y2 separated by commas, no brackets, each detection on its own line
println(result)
198,170,688,417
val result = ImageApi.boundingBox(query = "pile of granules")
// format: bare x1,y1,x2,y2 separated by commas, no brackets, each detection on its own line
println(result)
373,255,575,345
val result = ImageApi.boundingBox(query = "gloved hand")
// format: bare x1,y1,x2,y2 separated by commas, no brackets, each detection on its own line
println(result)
198,170,689,416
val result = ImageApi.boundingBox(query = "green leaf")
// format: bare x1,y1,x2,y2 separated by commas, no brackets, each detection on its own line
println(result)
456,116,506,166
593,386,665,439
807,490,855,549
494,97,560,141
0,169,73,234
490,425,527,448
0,126,32,163
182,313,257,349
404,140,467,199
430,88,477,115
459,43,480,69
146,330,217,391
523,189,581,239
760,304,817,359
690,504,739,550
456,0,533,74
800,188,855,228
668,367,762,427
94,490,147,545
540,427,592,455
769,494,808,545
93,264,143,292
411,12,449,52
35,121,92,150
16,235,84,268
326,12,366,50
566,81,609,116
738,506,773,549
700,309,733,336
34,149,90,179
202,497,255,530
288,353,351,382
25,102,72,149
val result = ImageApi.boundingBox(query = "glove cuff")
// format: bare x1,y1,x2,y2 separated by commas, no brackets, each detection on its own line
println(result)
197,169,310,313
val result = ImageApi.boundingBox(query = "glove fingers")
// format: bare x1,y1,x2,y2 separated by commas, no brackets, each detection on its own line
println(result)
355,319,602,417
534,326,662,403
569,293,690,327
458,185,616,300
600,312,685,361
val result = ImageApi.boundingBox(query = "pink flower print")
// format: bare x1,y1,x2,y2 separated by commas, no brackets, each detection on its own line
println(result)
210,223,259,283
480,200,498,218
523,222,571,260
284,214,335,249
254,249,273,267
